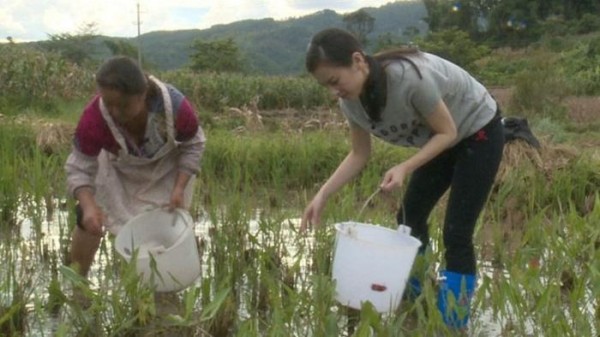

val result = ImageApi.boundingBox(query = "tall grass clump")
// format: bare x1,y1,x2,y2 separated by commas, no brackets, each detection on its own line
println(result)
479,202,599,336
474,48,538,87
198,129,413,206
509,52,570,120
162,70,333,112
0,121,69,231
493,143,598,220
560,36,600,95
0,44,94,114
0,123,35,228
0,248,31,336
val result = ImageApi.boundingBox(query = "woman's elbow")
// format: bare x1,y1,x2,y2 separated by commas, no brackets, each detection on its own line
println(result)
448,127,458,143
354,148,371,166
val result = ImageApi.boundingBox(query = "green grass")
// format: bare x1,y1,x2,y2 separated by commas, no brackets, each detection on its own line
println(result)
0,118,598,336
3,25,600,337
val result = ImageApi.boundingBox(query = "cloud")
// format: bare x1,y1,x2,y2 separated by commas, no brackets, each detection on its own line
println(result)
286,0,358,11
0,8,27,40
0,0,402,41
199,0,275,28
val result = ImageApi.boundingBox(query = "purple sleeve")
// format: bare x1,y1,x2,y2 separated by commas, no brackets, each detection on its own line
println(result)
175,98,199,142
73,96,119,156
175,98,205,175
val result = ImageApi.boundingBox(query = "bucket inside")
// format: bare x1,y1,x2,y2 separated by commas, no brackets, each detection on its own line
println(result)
115,209,191,259
114,209,201,292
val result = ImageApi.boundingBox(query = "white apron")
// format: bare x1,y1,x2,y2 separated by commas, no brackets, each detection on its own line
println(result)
94,77,195,235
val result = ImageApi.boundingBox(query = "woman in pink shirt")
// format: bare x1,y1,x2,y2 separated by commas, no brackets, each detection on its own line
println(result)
65,56,206,278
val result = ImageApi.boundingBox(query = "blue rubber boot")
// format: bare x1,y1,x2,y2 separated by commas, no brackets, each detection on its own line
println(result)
437,270,476,329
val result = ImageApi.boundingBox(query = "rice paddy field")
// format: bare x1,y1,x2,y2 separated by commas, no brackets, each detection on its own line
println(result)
1,44,599,337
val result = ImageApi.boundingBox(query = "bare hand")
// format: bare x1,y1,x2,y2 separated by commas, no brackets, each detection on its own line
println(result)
169,187,185,211
380,164,410,192
300,194,327,232
81,204,105,237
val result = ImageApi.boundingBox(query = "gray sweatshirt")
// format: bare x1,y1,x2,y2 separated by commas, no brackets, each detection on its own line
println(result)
340,52,497,147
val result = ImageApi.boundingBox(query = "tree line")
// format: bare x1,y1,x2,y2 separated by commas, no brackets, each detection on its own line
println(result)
10,1,600,74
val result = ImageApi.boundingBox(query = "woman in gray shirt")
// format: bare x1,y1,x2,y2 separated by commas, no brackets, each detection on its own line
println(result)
300,28,504,330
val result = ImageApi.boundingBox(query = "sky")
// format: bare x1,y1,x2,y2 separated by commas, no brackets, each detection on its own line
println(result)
0,0,403,42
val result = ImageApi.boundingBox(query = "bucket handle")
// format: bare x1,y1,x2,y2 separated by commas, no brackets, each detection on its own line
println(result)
168,208,194,242
358,188,410,235
358,187,382,219
397,225,411,235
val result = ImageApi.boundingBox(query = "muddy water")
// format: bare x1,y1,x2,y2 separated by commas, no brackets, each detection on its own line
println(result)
3,205,597,336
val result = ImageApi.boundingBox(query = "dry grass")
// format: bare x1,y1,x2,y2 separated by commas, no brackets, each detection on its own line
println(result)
488,87,514,111
489,86,600,127
223,105,348,134
496,137,579,185
35,121,74,155
229,95,265,133
564,96,600,124
483,139,583,260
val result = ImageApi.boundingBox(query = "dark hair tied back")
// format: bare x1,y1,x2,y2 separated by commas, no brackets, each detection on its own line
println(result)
360,55,387,122
305,28,363,73
95,56,147,96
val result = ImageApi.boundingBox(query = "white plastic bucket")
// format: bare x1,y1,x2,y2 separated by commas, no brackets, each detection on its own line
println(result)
114,208,201,292
332,222,422,313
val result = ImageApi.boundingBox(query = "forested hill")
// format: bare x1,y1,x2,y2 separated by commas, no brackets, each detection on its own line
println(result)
131,1,428,74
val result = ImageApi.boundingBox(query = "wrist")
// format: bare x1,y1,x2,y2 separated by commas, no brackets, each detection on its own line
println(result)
399,160,417,175
172,185,185,194
316,188,331,201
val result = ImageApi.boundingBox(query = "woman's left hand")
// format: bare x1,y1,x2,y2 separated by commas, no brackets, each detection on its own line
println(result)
169,187,185,211
380,163,411,192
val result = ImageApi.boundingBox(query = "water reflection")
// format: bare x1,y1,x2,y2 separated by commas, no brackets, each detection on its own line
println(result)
2,205,597,336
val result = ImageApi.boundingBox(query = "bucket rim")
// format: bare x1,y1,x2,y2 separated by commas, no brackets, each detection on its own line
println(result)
334,221,422,249
115,208,194,258
126,207,192,223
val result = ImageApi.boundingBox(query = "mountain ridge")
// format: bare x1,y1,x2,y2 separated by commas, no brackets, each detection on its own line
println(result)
134,1,428,74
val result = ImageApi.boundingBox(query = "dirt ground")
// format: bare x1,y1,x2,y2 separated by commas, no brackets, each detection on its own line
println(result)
21,86,600,153
227,86,599,131
488,87,600,125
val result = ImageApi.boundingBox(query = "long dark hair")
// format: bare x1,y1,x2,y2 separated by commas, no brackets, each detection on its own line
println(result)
95,56,148,96
305,28,363,73
306,28,422,122
374,47,422,79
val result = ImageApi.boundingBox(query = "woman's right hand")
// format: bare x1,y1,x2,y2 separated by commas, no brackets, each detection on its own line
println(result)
81,204,105,237
75,187,105,236
300,193,327,232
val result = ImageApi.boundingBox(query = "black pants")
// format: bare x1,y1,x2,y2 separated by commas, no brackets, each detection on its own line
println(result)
397,115,504,275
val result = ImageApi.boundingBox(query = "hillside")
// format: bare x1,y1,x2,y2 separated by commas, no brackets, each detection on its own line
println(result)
126,1,428,74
